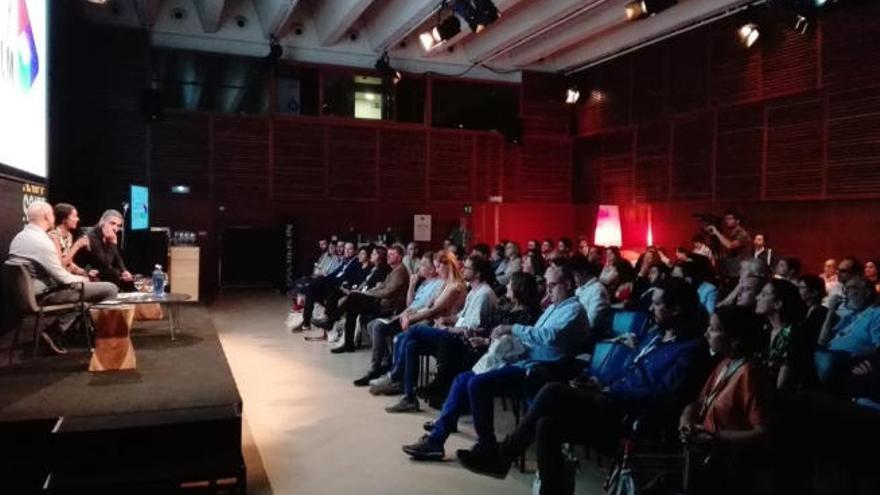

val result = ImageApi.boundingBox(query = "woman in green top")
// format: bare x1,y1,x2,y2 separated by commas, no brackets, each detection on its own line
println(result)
755,279,807,389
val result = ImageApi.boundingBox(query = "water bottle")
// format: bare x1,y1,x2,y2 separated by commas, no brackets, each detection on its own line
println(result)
152,264,165,297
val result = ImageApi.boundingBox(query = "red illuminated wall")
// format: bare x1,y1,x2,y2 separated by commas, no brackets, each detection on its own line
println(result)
572,1,880,271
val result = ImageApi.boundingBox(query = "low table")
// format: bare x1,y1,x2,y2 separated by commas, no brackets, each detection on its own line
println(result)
97,293,192,340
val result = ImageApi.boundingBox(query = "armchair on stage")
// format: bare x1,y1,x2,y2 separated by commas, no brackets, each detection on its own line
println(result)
3,260,91,364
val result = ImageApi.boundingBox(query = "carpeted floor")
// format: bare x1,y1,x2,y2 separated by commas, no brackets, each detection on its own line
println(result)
211,290,606,495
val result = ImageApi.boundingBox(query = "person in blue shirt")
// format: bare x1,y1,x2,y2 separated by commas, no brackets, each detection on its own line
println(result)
400,263,588,461
457,278,707,492
295,242,361,331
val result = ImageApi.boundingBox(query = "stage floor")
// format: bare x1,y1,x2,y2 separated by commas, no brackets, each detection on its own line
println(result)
0,305,241,421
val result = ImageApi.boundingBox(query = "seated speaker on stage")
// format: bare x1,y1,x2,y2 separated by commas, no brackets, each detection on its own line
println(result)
8,201,119,354
75,209,135,291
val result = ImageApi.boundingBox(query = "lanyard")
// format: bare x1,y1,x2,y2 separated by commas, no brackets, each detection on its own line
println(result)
699,358,746,421
633,333,675,364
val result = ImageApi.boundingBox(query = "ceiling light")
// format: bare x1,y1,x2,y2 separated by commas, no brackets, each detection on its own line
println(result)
364,93,376,101
738,23,760,48
794,14,809,34
625,0,677,20
375,52,402,85
565,86,580,105
171,185,191,194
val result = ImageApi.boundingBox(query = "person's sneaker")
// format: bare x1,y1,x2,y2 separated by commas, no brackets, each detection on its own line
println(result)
457,444,511,479
289,321,309,334
423,420,457,433
369,372,393,387
40,330,68,355
369,380,403,396
402,435,445,461
385,396,420,413
354,368,386,387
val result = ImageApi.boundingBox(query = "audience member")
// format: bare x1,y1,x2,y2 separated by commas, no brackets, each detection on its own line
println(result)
490,244,505,271
692,234,714,264
557,238,573,258
865,258,880,294
578,238,590,257
828,256,861,316
401,264,587,461
540,239,554,261
354,251,463,386
796,275,828,388
521,249,546,281
736,275,765,311
8,202,118,354
402,242,420,275
294,242,361,332
586,245,603,266
679,306,771,495
718,258,770,307
632,262,669,312
675,255,718,315
705,211,751,289
753,233,772,268
321,245,408,353
774,257,801,282
470,243,490,259
527,239,539,252
372,255,496,405
495,241,522,287
456,278,705,487
820,258,839,299
755,279,808,389
572,255,610,333
819,275,880,360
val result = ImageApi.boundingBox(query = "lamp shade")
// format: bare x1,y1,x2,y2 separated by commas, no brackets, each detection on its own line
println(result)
594,205,622,247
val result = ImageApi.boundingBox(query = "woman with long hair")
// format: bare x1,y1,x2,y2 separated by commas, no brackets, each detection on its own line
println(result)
755,279,808,390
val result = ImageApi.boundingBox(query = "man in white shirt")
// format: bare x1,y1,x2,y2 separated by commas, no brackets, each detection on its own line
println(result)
8,202,118,354
572,256,610,334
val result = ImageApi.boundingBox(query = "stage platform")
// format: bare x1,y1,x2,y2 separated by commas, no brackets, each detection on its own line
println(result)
0,305,244,495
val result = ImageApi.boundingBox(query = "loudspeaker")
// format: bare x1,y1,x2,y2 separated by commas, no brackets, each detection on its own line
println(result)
140,88,163,122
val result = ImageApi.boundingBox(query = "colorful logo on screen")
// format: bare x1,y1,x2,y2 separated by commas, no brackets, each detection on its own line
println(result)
16,0,38,90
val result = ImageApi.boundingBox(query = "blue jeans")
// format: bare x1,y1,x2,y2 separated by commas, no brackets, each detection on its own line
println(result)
428,366,527,446
401,325,464,397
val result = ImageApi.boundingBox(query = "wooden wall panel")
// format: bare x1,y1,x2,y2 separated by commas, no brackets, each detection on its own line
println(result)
821,0,880,90
715,102,763,201
474,134,503,200
429,132,473,202
151,113,210,197
574,137,601,204
213,117,270,200
631,45,667,123
634,121,670,202
671,112,713,200
518,137,572,203
827,85,880,196
327,126,378,200
667,30,709,114
600,130,634,204
765,96,824,199
761,16,818,99
379,129,427,202
273,120,327,200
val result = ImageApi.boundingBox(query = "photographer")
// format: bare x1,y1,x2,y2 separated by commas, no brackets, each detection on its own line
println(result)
704,211,751,290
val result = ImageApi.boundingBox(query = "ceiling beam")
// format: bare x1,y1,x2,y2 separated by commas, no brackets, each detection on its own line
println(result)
366,0,438,52
132,0,163,28
310,0,376,46
253,0,301,38
548,0,754,72
506,0,630,67
192,0,227,33
462,0,607,63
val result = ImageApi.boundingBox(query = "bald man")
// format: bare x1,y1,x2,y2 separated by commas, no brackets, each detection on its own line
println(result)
8,201,118,354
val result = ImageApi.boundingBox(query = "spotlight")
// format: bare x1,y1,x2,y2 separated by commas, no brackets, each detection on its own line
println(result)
565,86,580,105
419,14,461,50
738,23,760,48
453,0,499,33
794,14,809,34
375,52,402,85
625,0,677,21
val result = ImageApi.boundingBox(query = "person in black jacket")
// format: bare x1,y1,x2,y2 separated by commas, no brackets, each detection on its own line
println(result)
74,209,134,291
295,242,361,332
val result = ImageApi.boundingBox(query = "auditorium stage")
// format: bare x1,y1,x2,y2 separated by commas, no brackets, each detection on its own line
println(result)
0,305,244,494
